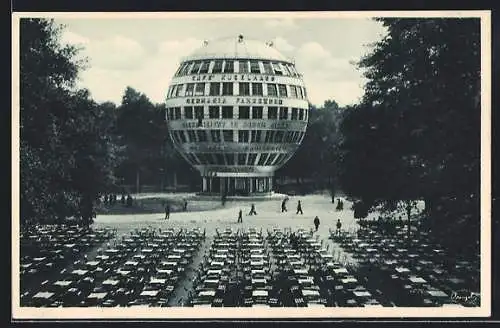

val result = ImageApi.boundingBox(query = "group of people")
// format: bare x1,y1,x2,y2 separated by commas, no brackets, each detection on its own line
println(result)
281,197,303,214
335,198,344,211
235,198,343,234
102,193,133,207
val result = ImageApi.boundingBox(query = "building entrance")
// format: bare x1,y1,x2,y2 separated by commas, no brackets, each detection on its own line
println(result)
201,176,273,196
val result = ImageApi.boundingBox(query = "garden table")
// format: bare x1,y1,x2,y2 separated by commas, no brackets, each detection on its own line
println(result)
395,267,410,274
150,278,166,285
341,278,358,284
353,290,372,297
427,290,448,298
87,292,107,299
140,290,159,297
207,269,222,275
72,269,88,276
298,277,314,285
193,303,212,307
408,276,427,284
294,269,308,275
333,268,349,275
33,291,54,299
252,290,268,297
54,280,73,287
252,277,267,284
117,269,131,275
302,289,320,297
448,277,465,285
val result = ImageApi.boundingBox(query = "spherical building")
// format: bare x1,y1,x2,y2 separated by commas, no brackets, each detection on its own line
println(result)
165,35,309,196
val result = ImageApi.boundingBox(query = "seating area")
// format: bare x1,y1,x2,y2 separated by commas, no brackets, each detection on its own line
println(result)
21,227,205,307
330,222,480,307
20,225,115,297
186,227,387,307
19,222,480,308
266,228,384,307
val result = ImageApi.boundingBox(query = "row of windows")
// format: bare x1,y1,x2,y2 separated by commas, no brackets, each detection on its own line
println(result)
175,60,300,77
167,82,307,99
167,106,308,121
182,152,291,167
170,129,305,144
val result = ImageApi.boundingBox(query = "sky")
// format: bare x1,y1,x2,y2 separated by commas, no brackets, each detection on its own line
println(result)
54,13,388,107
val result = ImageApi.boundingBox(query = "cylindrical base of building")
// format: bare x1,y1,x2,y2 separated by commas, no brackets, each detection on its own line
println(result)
200,176,273,196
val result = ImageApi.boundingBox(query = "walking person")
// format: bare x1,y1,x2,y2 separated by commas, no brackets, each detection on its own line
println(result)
221,193,227,207
183,199,188,211
165,204,170,220
237,209,243,223
314,216,320,232
336,218,342,236
296,200,303,215
281,198,288,213
248,203,257,216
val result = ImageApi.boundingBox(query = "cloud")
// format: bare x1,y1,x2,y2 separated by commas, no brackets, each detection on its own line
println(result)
292,42,365,106
88,35,146,70
296,42,330,62
264,18,296,29
271,37,295,52
60,31,90,45
76,37,206,105
62,31,147,71
158,37,203,56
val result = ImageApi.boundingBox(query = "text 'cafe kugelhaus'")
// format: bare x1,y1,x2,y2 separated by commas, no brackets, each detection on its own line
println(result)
165,35,310,196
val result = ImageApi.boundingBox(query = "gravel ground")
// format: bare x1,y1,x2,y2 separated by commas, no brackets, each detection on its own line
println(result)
93,195,368,239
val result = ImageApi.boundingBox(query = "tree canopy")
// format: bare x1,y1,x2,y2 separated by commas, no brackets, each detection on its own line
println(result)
20,19,120,226
337,18,481,253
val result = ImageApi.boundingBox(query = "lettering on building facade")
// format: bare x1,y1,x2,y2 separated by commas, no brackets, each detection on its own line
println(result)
203,166,257,174
192,74,277,82
178,119,306,131
184,97,283,105
184,143,296,153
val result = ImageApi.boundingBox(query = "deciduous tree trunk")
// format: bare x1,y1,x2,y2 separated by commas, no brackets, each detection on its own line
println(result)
406,201,412,244
136,169,140,194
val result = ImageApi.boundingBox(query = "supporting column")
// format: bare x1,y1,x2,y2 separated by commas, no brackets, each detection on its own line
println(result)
249,178,254,193
202,177,208,192
269,177,273,193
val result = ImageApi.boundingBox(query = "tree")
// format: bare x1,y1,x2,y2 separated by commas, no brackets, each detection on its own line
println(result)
338,18,480,252
278,100,344,193
20,18,120,226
